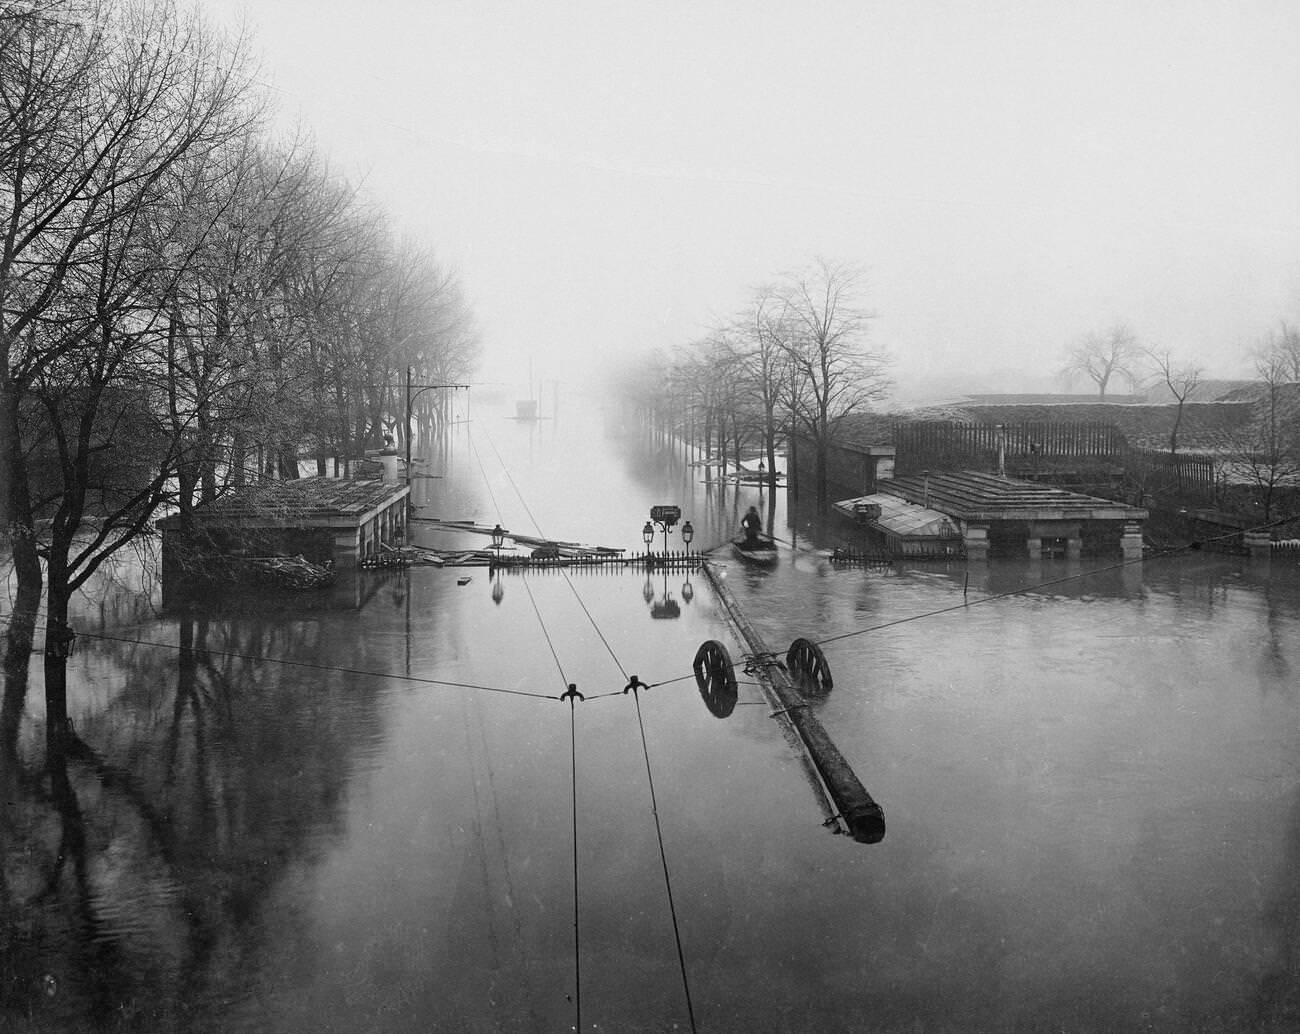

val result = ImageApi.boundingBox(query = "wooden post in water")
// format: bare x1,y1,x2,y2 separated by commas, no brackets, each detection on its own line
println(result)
701,561,885,844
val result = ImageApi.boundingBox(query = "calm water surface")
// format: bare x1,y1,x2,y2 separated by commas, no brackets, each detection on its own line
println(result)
3,392,1300,1033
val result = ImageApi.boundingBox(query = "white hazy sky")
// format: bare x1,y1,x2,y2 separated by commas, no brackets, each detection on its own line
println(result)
201,0,1299,398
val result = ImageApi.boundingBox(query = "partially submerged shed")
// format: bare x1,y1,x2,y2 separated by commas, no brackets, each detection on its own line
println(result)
877,471,1147,560
833,494,963,556
157,477,410,582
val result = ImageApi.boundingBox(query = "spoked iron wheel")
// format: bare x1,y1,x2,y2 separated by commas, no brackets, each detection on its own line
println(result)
786,637,833,695
693,639,738,718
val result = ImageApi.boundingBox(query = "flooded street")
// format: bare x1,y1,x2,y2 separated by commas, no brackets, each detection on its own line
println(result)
5,391,1300,1033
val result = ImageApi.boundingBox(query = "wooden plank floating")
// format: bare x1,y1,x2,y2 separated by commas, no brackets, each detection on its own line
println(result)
701,561,886,844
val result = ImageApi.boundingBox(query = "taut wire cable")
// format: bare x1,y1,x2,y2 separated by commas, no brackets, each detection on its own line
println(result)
0,620,557,700
625,676,699,1034
480,426,699,1031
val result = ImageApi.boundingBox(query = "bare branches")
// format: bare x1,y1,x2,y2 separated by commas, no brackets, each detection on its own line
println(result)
2,0,479,661
772,258,891,505
1062,323,1142,398
1144,347,1204,456
1226,327,1300,520
640,256,892,506
1253,321,1300,384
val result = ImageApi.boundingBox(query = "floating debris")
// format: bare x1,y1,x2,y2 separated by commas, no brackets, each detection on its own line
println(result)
408,518,625,560
236,555,336,589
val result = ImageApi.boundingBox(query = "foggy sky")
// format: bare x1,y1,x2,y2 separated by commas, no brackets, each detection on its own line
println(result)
202,1,1300,401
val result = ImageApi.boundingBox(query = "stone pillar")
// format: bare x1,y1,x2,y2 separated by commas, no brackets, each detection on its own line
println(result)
1026,536,1041,561
1120,521,1144,561
1243,530,1271,562
333,528,360,570
964,523,990,562
1066,535,1083,560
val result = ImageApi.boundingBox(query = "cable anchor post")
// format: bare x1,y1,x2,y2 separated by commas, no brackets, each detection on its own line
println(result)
623,675,648,696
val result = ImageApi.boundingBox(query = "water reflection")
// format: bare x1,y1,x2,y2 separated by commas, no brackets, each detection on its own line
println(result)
1,614,386,1032
643,565,686,620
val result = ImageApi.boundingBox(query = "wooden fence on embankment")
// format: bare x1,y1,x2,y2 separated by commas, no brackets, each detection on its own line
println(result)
894,420,1126,476
801,419,1219,508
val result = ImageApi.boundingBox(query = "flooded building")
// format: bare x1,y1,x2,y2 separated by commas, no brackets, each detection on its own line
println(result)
860,470,1147,560
798,410,1150,558
156,476,410,584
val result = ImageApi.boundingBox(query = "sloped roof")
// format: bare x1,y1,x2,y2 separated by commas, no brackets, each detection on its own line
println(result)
158,476,408,529
881,471,1147,521
834,494,961,539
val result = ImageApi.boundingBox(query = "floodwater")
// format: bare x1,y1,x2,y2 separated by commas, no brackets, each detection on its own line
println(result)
3,391,1300,1034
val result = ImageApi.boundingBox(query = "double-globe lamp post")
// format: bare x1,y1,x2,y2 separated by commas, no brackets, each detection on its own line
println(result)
642,518,694,561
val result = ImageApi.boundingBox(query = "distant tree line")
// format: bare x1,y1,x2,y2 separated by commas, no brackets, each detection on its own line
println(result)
620,257,892,510
1,0,477,737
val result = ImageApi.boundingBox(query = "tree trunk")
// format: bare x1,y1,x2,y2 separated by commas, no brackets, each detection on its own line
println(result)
815,399,831,509
815,436,830,510
231,430,248,487
715,411,728,478
44,562,74,752
764,403,778,492
199,405,218,503
176,460,199,528
2,629,33,768
788,423,798,501
2,381,44,676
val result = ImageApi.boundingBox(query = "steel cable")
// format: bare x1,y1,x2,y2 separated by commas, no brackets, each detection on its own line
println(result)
479,426,700,1031
0,621,558,700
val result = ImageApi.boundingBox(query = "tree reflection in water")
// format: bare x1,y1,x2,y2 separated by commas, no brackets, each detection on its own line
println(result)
0,614,384,1032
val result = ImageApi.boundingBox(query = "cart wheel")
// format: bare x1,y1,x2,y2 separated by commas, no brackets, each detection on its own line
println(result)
693,639,738,718
786,637,833,695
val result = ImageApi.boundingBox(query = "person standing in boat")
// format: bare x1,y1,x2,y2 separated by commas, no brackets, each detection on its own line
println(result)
741,505,763,545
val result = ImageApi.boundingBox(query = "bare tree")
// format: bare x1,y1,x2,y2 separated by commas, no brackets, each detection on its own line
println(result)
702,332,748,473
777,258,891,508
1226,349,1300,521
1,1,111,659
2,2,481,774
1062,323,1142,398
729,286,793,490
1256,320,1300,383
2,0,259,740
1145,348,1204,457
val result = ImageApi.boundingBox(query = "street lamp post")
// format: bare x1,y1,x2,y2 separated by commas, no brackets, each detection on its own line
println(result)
681,520,694,553
642,521,655,563
405,365,413,479
490,523,506,604
405,367,471,485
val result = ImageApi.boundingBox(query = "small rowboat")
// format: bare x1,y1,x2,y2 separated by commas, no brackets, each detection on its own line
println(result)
732,535,778,566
